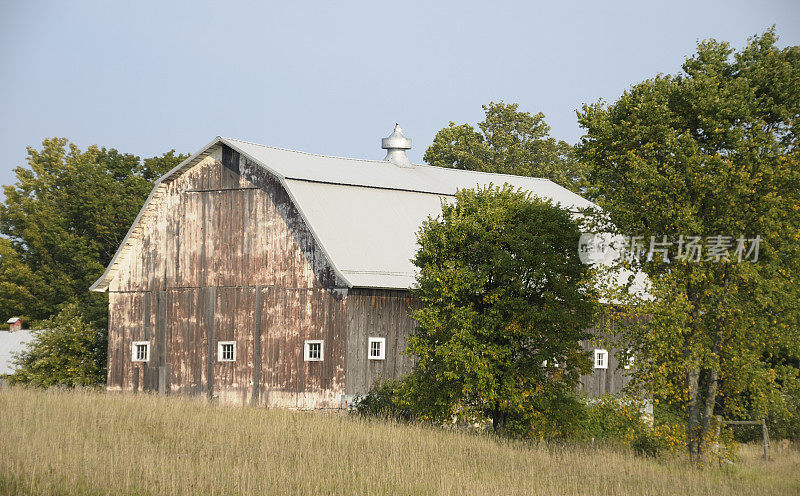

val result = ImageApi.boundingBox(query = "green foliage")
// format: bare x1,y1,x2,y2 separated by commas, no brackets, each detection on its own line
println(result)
404,185,597,435
770,372,800,441
764,350,800,441
0,238,41,322
583,396,646,442
353,379,413,421
505,386,588,440
631,429,671,458
0,138,185,386
0,138,186,325
424,102,588,192
747,365,800,441
578,29,800,454
580,397,684,457
7,304,105,387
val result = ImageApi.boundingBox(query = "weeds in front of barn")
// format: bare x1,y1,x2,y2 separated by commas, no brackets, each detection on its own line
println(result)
0,388,797,496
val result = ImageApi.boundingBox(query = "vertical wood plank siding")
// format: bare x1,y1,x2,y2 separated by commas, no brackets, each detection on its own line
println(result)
578,316,633,397
340,291,631,398
344,289,419,397
106,145,346,407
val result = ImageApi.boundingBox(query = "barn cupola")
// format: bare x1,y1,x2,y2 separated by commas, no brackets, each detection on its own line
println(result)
381,124,413,167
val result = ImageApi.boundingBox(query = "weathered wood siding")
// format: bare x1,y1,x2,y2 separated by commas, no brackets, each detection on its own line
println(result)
109,148,339,293
577,341,632,397
344,289,419,397
339,288,631,399
578,318,633,396
107,291,157,392
107,145,346,408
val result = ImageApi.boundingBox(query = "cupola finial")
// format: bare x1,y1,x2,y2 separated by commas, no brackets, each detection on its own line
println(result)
381,124,412,167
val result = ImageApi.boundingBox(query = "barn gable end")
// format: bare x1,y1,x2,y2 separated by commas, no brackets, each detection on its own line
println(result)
108,145,344,293
106,144,348,407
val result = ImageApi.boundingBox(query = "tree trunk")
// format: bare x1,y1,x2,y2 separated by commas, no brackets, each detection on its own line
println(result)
698,331,721,457
699,367,719,451
491,402,505,433
685,278,704,461
687,366,701,459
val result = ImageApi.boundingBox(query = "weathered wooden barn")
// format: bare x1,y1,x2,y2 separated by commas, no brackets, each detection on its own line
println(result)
92,126,632,408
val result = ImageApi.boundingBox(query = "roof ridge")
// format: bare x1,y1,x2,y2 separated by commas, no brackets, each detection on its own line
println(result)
409,161,551,182
221,137,550,183
221,137,392,166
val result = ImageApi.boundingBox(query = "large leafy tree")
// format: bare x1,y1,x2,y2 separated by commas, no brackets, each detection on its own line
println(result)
577,30,800,457
424,102,588,192
0,238,42,320
0,138,185,385
0,138,185,325
405,185,597,435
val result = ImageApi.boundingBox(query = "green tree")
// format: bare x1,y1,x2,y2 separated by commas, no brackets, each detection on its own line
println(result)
405,185,597,435
0,138,186,324
577,30,800,458
0,138,186,386
0,238,42,322
7,303,105,386
424,102,588,192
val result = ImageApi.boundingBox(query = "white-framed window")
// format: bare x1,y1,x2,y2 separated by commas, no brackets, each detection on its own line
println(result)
132,341,150,362
594,349,608,369
304,340,324,361
368,337,386,360
218,341,236,362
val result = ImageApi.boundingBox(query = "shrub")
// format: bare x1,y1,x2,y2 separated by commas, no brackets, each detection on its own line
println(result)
8,304,105,387
577,395,685,457
509,387,589,440
632,427,679,457
354,382,689,458
764,370,800,442
583,395,647,443
353,379,413,421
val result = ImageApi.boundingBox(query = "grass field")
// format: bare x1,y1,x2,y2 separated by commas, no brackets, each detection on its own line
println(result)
0,389,797,495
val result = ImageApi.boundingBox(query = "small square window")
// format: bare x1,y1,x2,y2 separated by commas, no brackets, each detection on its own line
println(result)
594,349,608,369
218,341,236,362
132,341,150,362
368,337,385,360
304,340,324,361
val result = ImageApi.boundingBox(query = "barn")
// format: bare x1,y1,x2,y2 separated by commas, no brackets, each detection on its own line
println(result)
92,126,632,408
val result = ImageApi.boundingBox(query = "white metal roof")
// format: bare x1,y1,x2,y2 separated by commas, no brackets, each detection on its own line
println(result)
0,330,35,375
223,137,595,209
92,136,599,291
284,180,444,288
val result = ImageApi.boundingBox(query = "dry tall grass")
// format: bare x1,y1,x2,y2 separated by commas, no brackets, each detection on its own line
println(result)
0,388,797,495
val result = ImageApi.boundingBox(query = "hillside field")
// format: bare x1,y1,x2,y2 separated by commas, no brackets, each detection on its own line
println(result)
0,388,797,495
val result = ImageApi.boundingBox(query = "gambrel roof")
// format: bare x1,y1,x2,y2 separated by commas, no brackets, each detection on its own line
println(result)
91,136,597,292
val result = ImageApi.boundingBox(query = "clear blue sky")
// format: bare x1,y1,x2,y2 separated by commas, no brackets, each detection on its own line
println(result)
0,0,798,188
